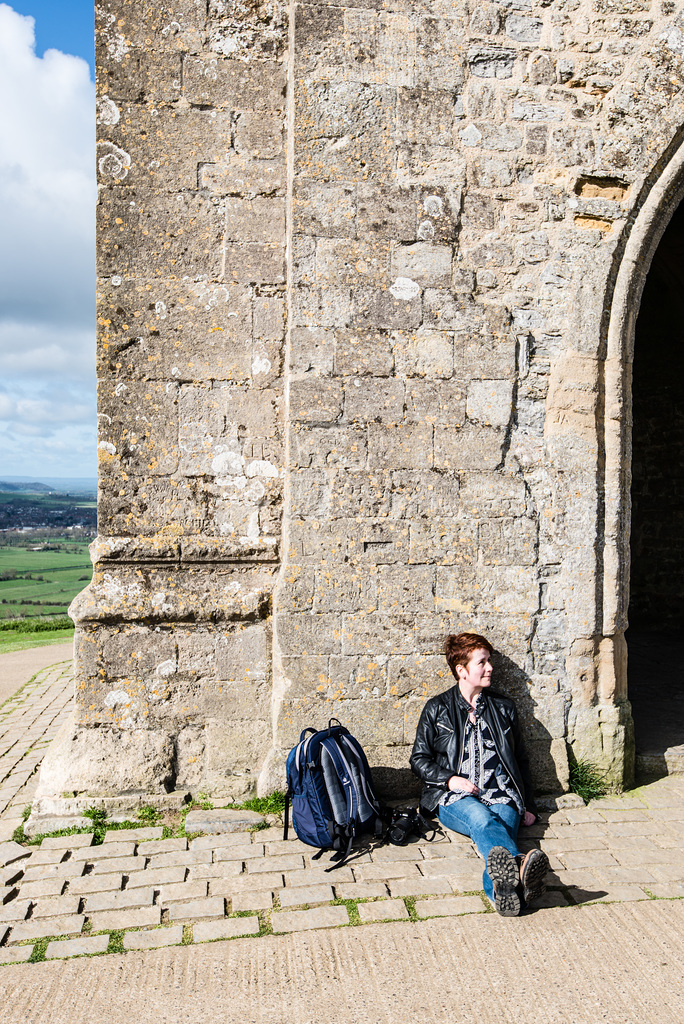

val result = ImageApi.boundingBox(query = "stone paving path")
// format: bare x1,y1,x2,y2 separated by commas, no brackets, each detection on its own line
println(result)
0,654,683,967
0,661,73,843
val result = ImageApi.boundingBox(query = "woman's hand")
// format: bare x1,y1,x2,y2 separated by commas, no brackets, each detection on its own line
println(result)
447,775,479,796
522,810,536,827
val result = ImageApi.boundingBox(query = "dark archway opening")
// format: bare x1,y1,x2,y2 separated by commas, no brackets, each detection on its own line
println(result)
628,201,684,778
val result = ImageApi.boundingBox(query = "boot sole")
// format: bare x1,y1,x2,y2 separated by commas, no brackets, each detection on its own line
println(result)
487,846,521,917
520,848,550,905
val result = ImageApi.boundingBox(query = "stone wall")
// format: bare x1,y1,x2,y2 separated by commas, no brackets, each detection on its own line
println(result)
33,0,684,816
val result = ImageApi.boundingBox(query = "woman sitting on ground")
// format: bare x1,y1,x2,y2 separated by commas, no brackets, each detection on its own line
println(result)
410,631,549,916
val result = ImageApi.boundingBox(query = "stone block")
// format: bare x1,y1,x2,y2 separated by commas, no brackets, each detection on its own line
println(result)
335,330,394,377
248,855,305,874
126,867,187,889
214,844,264,862
409,519,477,566
183,56,286,110
232,890,274,912
103,828,164,844
158,881,209,904
434,423,503,471
27,849,68,867
92,857,141,874
285,868,355,887
353,863,422,882
193,917,260,941
344,380,405,425
33,895,82,918
388,877,454,897
225,197,286,245
189,833,252,853
168,897,226,923
189,863,243,881
87,906,162,931
393,331,454,378
72,841,136,862
0,900,30,923
45,935,110,959
334,882,388,900
368,423,433,470
84,888,155,913
123,926,184,950
391,244,453,287
278,885,334,908
291,425,368,470
210,872,285,897
357,900,409,923
294,182,356,238
0,841,30,866
290,380,344,424
0,946,34,965
415,896,486,917
18,878,67,900
22,862,83,883
137,838,188,856
41,833,95,851
478,517,538,566
271,905,349,933
467,380,514,429
66,873,124,896
146,851,211,870
9,915,85,943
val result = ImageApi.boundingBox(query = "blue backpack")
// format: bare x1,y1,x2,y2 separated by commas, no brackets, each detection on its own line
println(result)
284,720,384,867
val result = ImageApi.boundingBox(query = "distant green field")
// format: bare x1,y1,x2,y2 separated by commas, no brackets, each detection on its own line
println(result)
0,629,74,655
0,542,92,621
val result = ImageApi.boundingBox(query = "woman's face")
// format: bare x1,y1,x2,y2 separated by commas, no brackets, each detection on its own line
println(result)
456,648,493,690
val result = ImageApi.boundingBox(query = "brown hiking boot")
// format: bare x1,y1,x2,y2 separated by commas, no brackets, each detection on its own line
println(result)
519,848,549,905
487,846,521,917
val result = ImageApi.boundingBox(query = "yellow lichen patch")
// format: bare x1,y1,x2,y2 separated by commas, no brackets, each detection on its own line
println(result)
574,215,613,234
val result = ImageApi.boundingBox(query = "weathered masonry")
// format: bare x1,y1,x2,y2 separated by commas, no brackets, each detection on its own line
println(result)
33,0,684,820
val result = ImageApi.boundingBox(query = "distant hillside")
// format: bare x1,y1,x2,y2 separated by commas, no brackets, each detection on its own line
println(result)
0,476,97,497
0,481,53,494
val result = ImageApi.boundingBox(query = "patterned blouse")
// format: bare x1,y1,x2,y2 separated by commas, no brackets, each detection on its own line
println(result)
440,691,524,816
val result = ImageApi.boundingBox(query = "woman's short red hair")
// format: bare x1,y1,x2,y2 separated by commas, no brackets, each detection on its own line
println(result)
444,632,494,677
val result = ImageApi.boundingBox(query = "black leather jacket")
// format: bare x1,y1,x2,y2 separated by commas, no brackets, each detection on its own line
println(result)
410,685,538,817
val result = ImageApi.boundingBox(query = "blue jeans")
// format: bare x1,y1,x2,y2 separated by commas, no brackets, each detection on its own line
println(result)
438,797,521,901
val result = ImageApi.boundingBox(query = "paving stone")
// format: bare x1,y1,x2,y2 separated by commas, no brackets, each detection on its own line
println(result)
334,882,388,900
16,877,65,899
68,873,124,895
137,838,188,855
71,841,136,861
231,890,273,912
27,849,68,866
278,884,334,908
187,862,243,880
388,876,454,898
103,827,163,843
146,850,212,869
210,872,284,896
193,917,260,941
415,896,486,918
420,858,482,877
596,865,658,884
353,863,422,881
272,905,349,933
0,945,34,964
33,894,82,918
45,934,110,959
158,881,208,904
41,833,95,850
550,824,608,841
1,863,25,887
307,851,372,868
0,842,32,867
285,867,354,886
372,845,426,862
248,855,305,873
570,885,650,904
123,925,183,950
87,905,161,931
648,864,684,883
260,839,310,856
125,867,187,889
259,828,290,843
558,850,620,870
598,809,650,823
91,857,141,874
647,883,684,898
185,809,264,834
357,899,409,923
0,899,30,923
419,845,478,860
85,887,155,912
23,862,84,882
167,897,226,923
214,844,265,861
528,890,572,908
190,833,252,852
9,914,85,943
592,798,647,811
541,838,609,854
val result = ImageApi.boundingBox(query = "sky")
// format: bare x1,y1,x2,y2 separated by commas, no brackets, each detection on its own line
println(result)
0,2,96,479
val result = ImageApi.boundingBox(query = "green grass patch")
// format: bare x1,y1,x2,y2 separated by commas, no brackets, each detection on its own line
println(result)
569,757,609,802
0,630,74,654
225,791,286,816
107,930,125,954
13,803,173,847
28,937,49,963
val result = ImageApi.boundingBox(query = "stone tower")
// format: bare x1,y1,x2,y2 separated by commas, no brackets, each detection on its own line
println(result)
31,0,684,821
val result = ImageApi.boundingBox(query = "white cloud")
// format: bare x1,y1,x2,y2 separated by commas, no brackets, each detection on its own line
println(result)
0,5,96,476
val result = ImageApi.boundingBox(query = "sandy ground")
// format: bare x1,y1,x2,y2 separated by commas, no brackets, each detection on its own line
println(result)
0,643,73,707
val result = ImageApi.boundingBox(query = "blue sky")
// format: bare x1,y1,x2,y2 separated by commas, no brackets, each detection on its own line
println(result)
9,1,94,77
0,3,96,479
